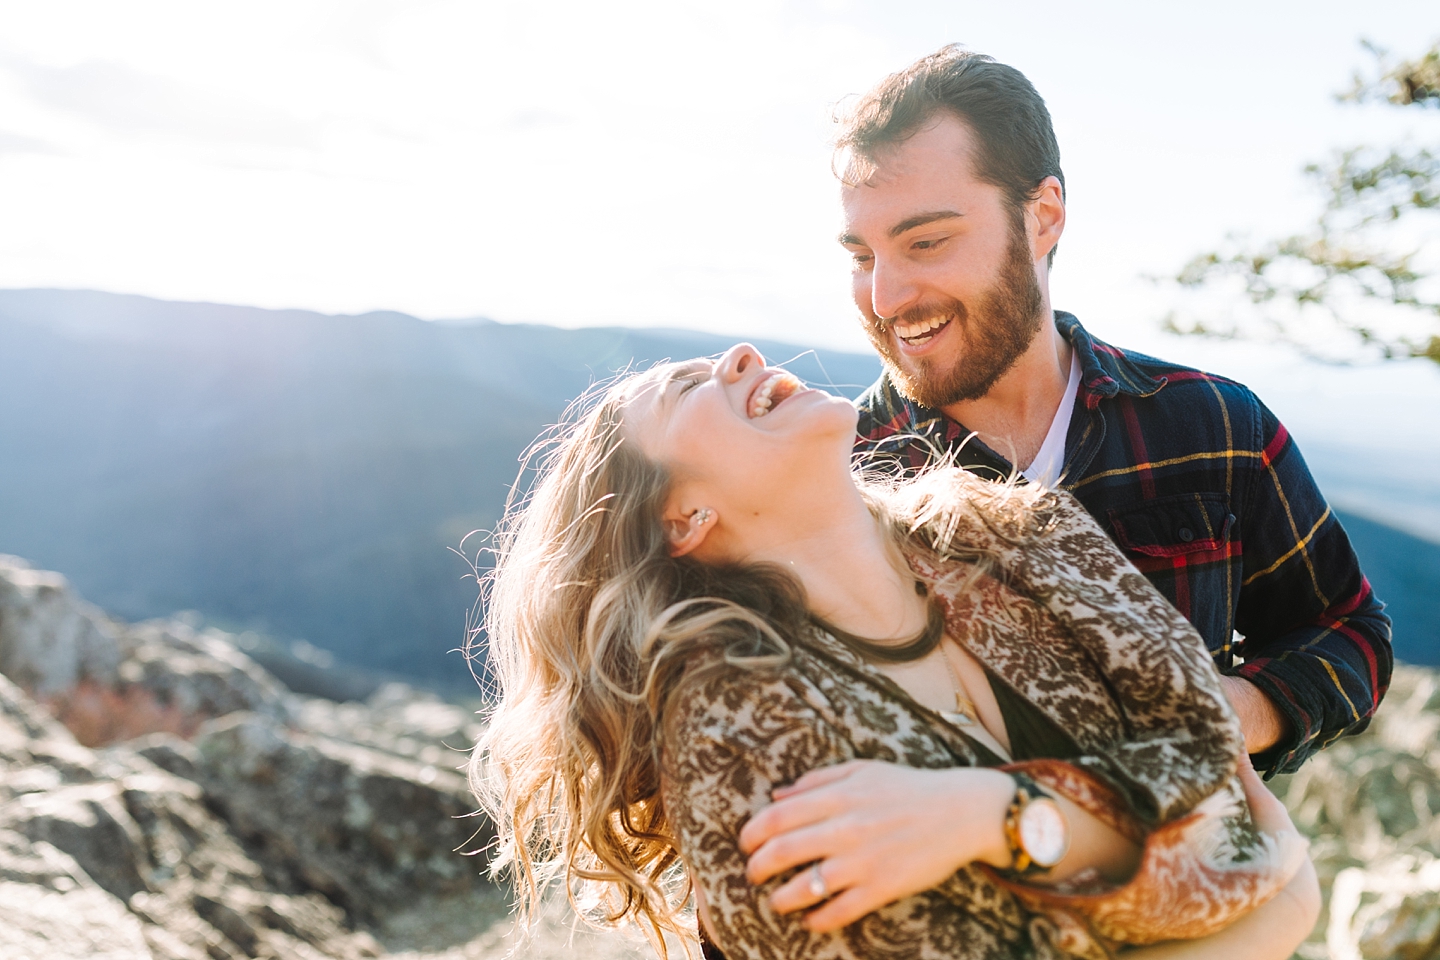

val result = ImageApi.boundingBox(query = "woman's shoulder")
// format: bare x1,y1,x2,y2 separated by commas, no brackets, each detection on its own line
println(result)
660,644,813,744
657,643,850,802
661,626,982,787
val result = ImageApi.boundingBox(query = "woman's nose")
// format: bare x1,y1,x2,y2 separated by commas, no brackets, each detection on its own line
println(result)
718,343,765,383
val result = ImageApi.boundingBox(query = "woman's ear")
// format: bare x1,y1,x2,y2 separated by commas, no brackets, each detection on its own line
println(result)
664,506,717,558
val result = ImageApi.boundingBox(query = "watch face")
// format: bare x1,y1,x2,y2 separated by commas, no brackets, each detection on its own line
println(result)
1018,798,1069,868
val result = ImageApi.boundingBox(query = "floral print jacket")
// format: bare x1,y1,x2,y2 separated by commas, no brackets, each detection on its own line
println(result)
659,473,1303,960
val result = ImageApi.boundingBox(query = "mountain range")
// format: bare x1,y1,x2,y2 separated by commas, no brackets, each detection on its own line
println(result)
1,288,1435,692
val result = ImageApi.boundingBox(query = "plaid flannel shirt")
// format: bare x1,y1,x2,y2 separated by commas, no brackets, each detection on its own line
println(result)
854,312,1393,777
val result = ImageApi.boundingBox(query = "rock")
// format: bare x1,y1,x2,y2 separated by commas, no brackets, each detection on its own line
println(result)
0,665,395,959
128,732,203,782
42,621,297,747
0,882,155,960
117,621,292,724
0,671,100,797
0,555,649,958
1326,856,1440,959
1,555,295,748
193,711,488,922
292,682,482,766
1270,664,1440,959
232,630,388,703
0,780,151,901
0,823,154,960
0,556,120,696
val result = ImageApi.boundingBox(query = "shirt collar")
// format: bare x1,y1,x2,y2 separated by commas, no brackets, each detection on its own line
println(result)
1057,311,1169,410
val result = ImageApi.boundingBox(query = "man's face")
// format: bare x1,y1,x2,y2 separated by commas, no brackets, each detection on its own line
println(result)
840,112,1045,408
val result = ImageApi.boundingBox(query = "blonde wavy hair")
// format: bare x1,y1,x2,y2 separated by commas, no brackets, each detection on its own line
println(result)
468,363,1051,952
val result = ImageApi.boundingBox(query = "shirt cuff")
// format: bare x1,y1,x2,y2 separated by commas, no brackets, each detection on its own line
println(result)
981,759,1304,951
1230,664,1323,778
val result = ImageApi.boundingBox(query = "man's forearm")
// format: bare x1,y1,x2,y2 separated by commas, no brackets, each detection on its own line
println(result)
1219,675,1290,755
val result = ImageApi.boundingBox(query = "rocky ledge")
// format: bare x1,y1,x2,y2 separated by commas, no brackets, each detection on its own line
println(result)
0,556,531,960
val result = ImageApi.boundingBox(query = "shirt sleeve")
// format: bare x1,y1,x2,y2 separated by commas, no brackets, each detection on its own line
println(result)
658,667,1034,960
988,759,1307,950
659,647,1298,958
1232,400,1393,776
922,484,1306,947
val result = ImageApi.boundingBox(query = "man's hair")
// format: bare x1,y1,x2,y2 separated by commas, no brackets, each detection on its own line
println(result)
835,44,1064,264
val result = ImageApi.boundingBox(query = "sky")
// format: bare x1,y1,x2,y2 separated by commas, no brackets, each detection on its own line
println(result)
2,0,1439,532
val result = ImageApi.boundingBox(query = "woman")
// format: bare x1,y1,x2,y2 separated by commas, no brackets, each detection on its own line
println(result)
471,344,1319,959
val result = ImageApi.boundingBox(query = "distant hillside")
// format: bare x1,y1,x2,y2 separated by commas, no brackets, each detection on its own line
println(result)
1333,510,1440,667
0,289,881,691
1,289,1434,692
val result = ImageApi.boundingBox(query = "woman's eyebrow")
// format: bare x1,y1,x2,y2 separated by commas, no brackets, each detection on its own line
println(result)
667,362,710,384
659,364,708,411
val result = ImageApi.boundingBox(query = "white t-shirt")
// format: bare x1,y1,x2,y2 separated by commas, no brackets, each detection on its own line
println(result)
1021,350,1082,488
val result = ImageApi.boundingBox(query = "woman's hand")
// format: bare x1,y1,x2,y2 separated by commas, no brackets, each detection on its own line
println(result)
1234,751,1300,848
738,760,1014,932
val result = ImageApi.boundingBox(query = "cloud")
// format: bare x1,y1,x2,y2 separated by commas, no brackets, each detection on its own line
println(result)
0,55,314,148
0,130,57,156
504,109,572,132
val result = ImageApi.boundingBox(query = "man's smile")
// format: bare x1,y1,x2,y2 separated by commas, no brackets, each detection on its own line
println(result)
888,313,956,356
892,314,952,346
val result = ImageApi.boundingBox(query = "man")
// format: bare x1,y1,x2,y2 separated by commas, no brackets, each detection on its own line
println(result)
732,45,1388,939
838,46,1389,775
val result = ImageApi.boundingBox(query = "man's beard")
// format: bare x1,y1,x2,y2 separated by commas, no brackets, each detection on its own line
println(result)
864,219,1045,409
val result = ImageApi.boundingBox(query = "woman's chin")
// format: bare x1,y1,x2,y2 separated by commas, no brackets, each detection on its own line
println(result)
771,390,857,436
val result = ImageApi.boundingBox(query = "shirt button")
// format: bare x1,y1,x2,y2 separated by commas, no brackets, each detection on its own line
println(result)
1177,527,1195,542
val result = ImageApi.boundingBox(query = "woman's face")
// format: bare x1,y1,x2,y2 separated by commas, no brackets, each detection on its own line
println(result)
624,344,859,556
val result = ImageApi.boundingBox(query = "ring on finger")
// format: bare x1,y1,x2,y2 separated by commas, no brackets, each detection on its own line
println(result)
808,862,828,900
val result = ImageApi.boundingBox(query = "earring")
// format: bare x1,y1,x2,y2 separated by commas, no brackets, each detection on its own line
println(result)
694,509,712,526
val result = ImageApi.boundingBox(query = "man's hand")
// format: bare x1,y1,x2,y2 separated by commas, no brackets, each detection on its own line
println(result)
737,761,1013,933
1219,675,1292,755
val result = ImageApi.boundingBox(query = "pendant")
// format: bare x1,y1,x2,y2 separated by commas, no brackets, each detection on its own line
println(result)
940,710,975,727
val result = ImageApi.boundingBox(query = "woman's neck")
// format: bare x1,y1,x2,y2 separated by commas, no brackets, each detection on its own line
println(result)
745,482,927,641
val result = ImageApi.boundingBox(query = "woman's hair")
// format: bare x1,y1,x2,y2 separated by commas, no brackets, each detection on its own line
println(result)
468,364,1052,951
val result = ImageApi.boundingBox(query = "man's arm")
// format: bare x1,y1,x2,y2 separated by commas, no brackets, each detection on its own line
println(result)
1220,675,1290,754
1231,400,1392,776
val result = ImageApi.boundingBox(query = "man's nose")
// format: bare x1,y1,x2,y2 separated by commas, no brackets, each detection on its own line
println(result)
868,256,919,321
718,343,765,383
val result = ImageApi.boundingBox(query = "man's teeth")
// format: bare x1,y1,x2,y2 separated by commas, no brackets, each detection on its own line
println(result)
749,372,803,418
893,316,949,342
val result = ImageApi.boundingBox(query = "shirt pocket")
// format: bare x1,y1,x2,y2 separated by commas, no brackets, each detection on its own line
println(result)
1106,493,1234,558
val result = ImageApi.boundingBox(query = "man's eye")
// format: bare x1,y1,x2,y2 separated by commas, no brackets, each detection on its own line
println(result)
913,237,945,251
679,378,702,394
851,253,873,266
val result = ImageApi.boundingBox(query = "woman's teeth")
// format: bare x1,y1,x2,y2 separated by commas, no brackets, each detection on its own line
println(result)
892,315,950,344
748,371,803,418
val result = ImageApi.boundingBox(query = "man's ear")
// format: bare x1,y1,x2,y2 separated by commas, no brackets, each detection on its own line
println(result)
1029,175,1065,262
664,506,717,558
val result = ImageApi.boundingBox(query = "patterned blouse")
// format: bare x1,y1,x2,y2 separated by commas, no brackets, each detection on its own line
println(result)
659,473,1302,960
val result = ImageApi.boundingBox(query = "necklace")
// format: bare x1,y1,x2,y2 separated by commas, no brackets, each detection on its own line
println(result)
938,642,979,727
812,585,977,725
812,587,946,664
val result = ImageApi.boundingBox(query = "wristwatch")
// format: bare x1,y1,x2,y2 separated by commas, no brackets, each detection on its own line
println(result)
1002,772,1070,876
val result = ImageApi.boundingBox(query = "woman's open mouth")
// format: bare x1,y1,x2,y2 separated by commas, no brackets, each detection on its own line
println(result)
891,315,952,347
748,370,804,418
